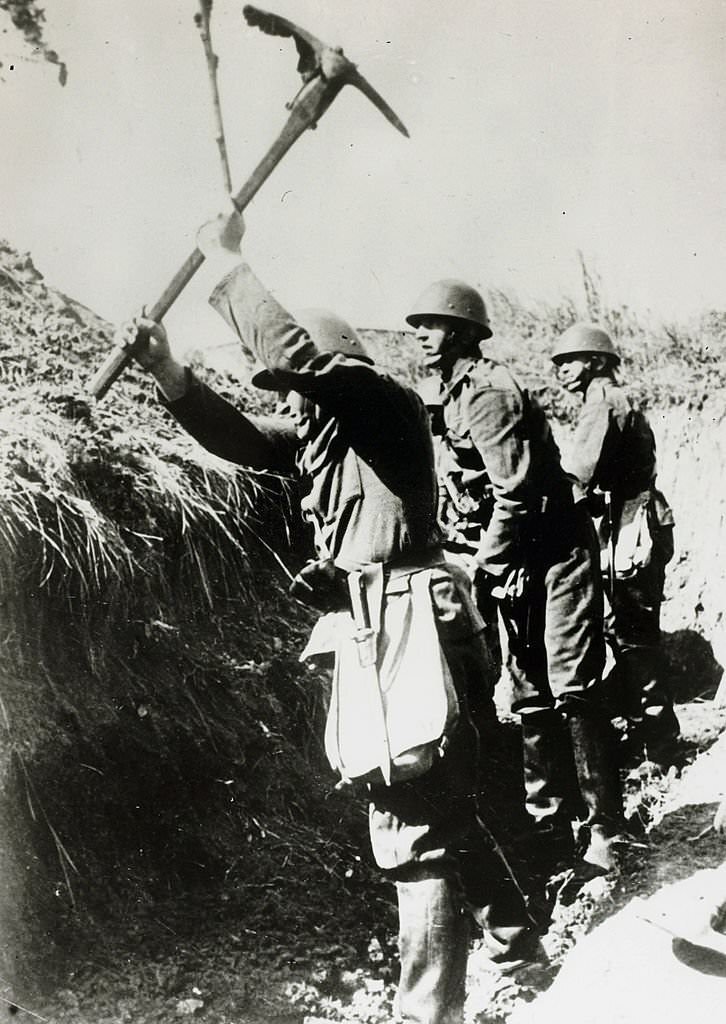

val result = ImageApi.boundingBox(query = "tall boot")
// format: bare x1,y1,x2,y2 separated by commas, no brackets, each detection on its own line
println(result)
620,645,681,768
395,876,470,1024
566,709,627,874
520,709,578,878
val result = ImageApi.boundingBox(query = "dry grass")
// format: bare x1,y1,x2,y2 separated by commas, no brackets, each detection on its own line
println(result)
0,241,363,963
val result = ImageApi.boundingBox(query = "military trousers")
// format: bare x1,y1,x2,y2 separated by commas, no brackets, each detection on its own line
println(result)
369,713,536,1024
367,572,536,1024
504,504,606,717
604,523,679,754
500,505,610,830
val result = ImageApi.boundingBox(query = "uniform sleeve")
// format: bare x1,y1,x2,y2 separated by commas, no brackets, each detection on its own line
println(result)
565,394,612,491
209,262,320,384
162,371,297,473
208,261,426,474
466,385,535,577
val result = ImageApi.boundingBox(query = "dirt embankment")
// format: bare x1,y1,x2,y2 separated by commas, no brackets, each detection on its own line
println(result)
0,242,391,1011
0,242,725,1022
656,404,726,674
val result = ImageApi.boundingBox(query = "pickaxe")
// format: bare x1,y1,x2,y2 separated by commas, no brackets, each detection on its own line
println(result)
89,4,409,400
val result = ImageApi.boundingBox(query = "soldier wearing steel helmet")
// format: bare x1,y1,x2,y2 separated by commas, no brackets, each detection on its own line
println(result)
552,322,680,768
118,221,542,1024
417,369,504,685
407,279,629,883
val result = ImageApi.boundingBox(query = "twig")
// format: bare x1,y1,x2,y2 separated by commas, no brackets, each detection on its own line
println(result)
687,823,714,843
194,0,233,194
18,756,80,903
637,913,678,938
0,994,49,1022
0,974,49,1021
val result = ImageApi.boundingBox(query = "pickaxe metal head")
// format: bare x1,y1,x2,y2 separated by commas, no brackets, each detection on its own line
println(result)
243,4,409,137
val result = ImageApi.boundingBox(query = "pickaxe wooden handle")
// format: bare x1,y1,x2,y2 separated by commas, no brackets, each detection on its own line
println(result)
89,4,408,401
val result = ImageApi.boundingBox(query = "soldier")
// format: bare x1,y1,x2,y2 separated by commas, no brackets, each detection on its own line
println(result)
417,374,504,684
551,323,680,768
118,219,542,1024
407,280,628,879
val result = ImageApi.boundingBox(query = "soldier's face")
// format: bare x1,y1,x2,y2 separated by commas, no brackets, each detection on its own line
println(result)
415,317,460,376
277,390,316,438
555,355,593,394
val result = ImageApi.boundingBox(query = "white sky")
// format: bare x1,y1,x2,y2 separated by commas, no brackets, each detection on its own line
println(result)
1,0,724,361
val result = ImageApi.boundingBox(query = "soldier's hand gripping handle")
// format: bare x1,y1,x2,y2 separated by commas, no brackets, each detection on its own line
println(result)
195,201,246,259
113,315,188,402
89,315,167,402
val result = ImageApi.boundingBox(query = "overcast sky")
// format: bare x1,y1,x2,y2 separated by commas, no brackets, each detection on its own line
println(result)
1,0,724,360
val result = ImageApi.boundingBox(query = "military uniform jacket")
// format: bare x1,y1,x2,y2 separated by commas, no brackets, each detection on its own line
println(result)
436,357,575,578
161,265,487,790
162,263,440,571
564,376,671,532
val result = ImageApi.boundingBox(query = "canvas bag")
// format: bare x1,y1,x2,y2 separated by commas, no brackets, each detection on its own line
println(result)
607,488,675,580
612,497,654,579
300,565,459,785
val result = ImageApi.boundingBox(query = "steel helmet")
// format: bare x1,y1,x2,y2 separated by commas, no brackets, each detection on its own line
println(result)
551,323,620,366
406,279,492,340
295,308,370,361
250,307,371,388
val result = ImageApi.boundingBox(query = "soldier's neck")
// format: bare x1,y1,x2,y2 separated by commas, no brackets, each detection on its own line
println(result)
441,352,480,384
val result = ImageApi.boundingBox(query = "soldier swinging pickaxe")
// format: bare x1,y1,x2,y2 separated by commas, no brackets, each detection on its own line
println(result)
89,4,408,400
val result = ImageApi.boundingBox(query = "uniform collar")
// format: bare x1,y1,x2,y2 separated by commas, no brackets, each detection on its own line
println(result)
442,356,481,399
584,374,614,403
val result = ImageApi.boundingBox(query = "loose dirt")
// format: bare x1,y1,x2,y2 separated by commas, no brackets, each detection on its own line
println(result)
17,697,724,1024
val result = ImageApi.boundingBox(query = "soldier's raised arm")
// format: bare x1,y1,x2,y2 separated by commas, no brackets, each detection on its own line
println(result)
121,312,297,474
209,261,432,479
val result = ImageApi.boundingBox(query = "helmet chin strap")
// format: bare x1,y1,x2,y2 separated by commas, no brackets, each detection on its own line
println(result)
438,327,475,381
587,354,612,382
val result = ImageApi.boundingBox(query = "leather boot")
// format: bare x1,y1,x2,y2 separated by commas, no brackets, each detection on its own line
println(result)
620,646,681,768
395,876,470,1024
520,709,578,878
566,709,627,874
